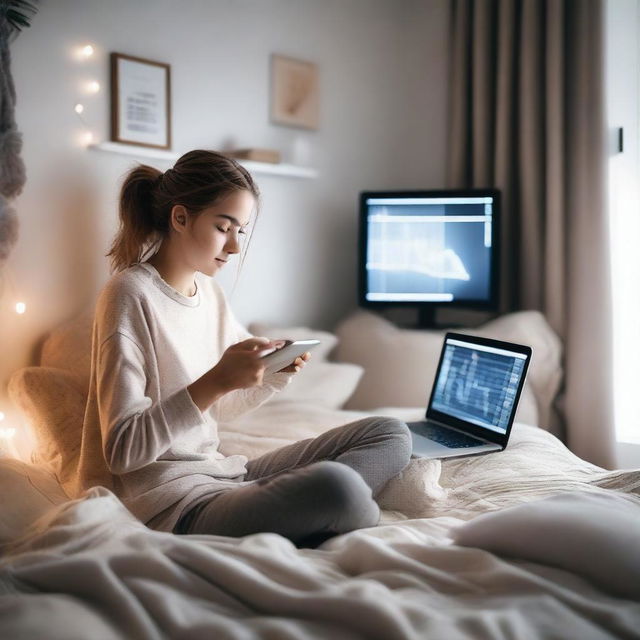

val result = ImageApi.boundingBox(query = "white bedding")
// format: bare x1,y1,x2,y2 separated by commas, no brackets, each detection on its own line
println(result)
1,403,639,639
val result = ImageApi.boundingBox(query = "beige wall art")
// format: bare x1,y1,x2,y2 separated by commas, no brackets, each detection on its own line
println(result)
270,54,319,130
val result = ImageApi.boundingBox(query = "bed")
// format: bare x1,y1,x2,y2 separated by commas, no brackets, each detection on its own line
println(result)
1,309,639,639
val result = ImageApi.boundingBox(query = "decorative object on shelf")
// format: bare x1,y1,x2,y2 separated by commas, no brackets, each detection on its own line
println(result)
0,0,38,266
110,52,171,149
270,54,319,131
224,148,281,164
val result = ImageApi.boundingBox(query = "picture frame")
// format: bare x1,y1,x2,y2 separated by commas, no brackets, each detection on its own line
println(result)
110,52,171,149
270,54,319,131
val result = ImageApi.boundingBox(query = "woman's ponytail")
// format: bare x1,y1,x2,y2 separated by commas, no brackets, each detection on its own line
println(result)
106,164,165,273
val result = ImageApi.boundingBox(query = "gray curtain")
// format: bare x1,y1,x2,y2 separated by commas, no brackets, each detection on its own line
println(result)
447,0,615,469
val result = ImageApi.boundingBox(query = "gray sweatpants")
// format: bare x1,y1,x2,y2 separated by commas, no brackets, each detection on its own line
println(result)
174,417,412,546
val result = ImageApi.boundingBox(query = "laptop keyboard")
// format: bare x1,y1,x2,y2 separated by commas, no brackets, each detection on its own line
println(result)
413,421,484,448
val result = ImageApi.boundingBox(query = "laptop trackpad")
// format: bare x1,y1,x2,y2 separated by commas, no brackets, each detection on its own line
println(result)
408,422,500,459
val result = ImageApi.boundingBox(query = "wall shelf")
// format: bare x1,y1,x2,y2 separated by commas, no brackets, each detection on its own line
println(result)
88,142,318,179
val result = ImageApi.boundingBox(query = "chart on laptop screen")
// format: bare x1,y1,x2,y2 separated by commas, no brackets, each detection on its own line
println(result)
431,339,526,434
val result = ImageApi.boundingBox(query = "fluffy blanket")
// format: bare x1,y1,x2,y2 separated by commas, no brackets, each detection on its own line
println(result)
1,403,639,639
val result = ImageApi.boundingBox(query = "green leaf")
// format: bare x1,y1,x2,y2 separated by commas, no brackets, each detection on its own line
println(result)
9,0,38,11
1,0,38,30
6,9,30,25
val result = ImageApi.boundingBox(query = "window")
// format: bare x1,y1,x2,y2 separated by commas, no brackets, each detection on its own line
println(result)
606,0,640,445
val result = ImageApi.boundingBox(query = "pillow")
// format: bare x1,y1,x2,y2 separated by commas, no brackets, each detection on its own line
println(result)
272,361,364,409
333,309,560,426
39,308,94,392
0,457,70,547
453,491,640,600
7,367,86,486
249,323,363,409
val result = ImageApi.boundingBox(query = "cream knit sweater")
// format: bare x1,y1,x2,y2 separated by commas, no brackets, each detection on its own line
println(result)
70,262,292,533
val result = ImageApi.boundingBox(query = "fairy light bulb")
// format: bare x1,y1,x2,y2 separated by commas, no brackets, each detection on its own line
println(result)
15,302,26,314
0,426,16,439
82,131,94,145
0,412,16,442
81,44,94,58
74,103,84,114
87,80,100,94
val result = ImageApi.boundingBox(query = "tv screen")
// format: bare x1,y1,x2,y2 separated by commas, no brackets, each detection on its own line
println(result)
359,189,500,315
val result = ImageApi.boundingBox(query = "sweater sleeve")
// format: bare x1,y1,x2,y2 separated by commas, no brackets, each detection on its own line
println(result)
208,302,294,424
98,332,208,474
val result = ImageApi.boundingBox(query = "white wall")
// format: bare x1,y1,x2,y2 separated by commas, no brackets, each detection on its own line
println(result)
0,0,449,417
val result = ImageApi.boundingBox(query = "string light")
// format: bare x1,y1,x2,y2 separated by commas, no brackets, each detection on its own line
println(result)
74,43,95,61
0,266,27,315
0,264,24,460
73,44,100,147
0,411,17,457
73,45,100,144
0,44,76,458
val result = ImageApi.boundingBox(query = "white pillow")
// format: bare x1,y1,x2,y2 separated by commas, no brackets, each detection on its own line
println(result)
274,361,364,409
0,458,70,547
249,323,363,409
333,310,560,426
453,491,640,600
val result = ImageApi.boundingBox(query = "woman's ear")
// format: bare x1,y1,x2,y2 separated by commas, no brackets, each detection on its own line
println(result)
170,204,189,233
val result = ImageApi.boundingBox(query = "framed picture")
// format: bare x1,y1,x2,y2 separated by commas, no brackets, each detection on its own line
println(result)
270,54,319,131
110,52,171,149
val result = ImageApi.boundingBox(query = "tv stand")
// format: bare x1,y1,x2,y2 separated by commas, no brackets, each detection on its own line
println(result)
378,306,486,330
417,307,437,328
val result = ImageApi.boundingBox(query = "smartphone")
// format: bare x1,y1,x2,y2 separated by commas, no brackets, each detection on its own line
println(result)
259,339,321,374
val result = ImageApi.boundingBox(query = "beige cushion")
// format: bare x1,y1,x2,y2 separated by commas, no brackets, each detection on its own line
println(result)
333,310,562,427
39,308,94,392
275,361,364,409
7,367,86,485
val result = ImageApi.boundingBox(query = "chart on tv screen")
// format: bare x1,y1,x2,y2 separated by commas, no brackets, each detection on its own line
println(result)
365,198,493,302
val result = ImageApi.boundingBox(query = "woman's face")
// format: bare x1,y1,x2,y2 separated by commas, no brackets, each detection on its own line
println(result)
179,189,255,277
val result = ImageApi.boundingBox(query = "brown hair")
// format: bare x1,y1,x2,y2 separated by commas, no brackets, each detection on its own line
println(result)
106,149,260,276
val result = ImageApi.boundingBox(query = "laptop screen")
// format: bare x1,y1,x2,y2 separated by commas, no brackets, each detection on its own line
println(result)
430,337,528,435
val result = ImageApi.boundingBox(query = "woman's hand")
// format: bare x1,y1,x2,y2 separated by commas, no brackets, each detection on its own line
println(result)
276,350,312,374
211,337,279,392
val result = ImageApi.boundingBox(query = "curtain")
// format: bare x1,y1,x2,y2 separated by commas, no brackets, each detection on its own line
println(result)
447,0,615,469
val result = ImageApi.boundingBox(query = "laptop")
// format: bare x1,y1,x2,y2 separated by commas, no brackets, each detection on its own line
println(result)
407,332,532,460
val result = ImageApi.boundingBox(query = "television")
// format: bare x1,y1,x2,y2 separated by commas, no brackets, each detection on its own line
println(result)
358,189,500,326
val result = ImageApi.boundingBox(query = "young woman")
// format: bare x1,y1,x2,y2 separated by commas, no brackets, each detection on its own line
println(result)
74,150,412,547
